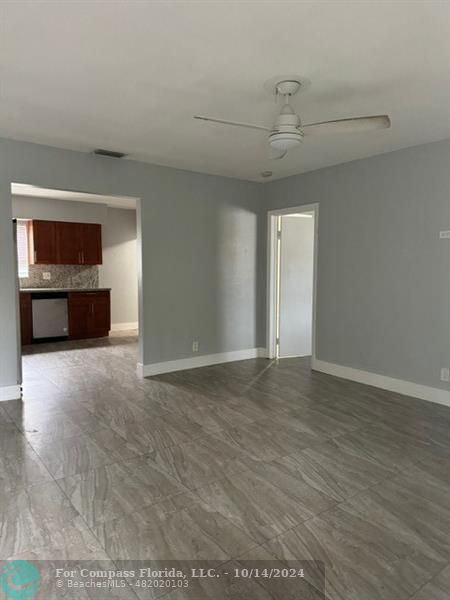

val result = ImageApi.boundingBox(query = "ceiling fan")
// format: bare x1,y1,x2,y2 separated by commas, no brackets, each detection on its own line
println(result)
194,79,391,160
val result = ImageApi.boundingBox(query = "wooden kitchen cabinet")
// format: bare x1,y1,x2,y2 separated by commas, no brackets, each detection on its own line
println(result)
29,220,57,264
56,222,82,264
29,220,102,265
19,292,32,345
68,291,110,339
81,223,102,264
67,292,91,338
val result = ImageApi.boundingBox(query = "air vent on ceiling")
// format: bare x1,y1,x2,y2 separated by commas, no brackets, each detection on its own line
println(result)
93,149,126,158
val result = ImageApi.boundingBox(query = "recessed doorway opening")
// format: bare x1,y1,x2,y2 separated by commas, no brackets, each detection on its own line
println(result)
10,183,142,393
267,203,318,361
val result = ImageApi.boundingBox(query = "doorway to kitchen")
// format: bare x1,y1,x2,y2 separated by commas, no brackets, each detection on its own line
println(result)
11,183,142,395
267,204,318,360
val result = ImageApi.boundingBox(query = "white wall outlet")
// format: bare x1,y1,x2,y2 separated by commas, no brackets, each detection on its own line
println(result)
42,272,51,280
440,368,450,382
439,231,450,239
192,340,199,352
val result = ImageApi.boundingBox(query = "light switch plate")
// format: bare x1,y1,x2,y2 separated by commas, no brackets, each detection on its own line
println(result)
439,231,450,239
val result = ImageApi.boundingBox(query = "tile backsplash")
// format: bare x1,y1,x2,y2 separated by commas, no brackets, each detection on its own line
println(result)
20,264,99,289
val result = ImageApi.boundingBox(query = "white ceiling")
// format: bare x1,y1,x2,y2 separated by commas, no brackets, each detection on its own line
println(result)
11,183,137,209
1,1,449,182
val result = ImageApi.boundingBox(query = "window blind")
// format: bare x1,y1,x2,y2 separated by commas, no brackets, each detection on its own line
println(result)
17,219,29,278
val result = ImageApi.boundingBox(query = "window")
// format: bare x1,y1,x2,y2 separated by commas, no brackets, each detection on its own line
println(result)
16,219,30,278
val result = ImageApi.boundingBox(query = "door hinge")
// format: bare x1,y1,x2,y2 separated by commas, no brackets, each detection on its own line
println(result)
276,337,280,346
276,230,281,240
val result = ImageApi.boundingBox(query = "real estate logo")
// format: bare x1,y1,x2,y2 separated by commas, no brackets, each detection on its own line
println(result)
0,561,41,599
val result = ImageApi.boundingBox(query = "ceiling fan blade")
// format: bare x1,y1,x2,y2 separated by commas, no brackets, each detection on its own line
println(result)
303,115,391,136
268,147,287,160
194,115,270,132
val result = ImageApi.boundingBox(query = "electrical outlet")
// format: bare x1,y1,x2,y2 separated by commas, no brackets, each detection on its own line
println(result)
440,368,450,382
192,340,199,352
42,272,51,280
440,231,450,239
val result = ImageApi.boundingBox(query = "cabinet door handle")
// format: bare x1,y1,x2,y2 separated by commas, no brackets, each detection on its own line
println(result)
34,250,37,263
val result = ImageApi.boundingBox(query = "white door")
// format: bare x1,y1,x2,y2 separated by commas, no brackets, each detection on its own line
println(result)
278,213,314,358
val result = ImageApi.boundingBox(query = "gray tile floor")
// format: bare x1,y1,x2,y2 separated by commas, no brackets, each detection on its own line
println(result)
1,332,450,599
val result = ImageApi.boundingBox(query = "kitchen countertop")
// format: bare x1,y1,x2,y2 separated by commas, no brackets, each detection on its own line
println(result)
20,288,111,293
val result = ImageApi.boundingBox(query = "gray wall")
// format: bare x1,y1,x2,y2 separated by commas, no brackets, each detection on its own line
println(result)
100,208,138,326
265,138,450,390
0,137,264,389
138,172,264,363
12,195,107,223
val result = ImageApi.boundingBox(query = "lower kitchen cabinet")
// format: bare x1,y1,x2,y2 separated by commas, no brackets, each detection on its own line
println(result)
68,291,111,339
19,289,111,345
20,292,33,345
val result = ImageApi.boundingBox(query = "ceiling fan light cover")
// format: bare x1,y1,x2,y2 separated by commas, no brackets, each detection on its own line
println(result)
269,131,303,151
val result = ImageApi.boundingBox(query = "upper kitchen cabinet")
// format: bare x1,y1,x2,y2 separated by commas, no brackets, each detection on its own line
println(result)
56,222,82,264
29,220,58,264
29,220,102,265
81,223,102,264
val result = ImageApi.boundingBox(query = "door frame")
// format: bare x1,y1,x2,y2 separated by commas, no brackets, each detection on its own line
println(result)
266,203,319,360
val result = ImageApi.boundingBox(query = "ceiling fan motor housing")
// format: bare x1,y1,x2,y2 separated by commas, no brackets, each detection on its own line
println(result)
269,112,304,150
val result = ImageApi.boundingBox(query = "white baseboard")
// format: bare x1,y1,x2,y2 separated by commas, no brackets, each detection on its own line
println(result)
137,347,267,378
111,322,138,332
312,358,450,407
0,384,22,401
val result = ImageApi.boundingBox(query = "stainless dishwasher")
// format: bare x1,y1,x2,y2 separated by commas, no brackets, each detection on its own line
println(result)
31,292,69,340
